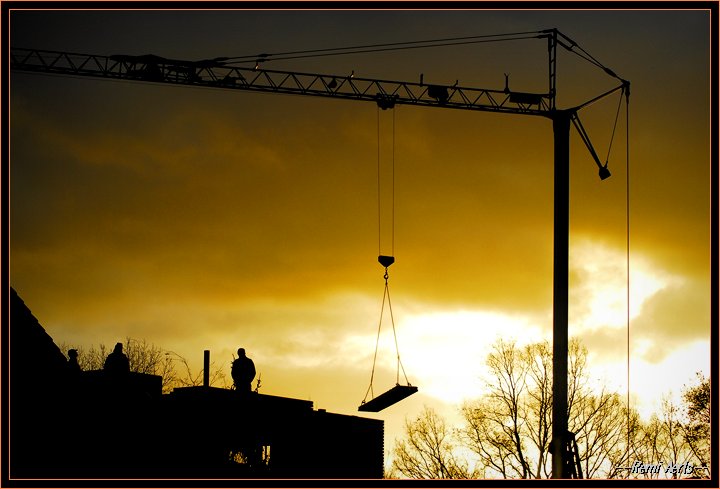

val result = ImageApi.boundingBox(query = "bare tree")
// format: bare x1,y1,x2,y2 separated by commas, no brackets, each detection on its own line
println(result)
167,351,230,390
563,341,629,478
522,341,553,478
460,338,630,479
391,407,472,479
461,398,523,478
682,373,710,471
572,390,627,477
460,339,534,478
58,343,107,371
391,338,710,480
60,337,230,393
605,408,642,479
125,338,177,392
627,394,706,480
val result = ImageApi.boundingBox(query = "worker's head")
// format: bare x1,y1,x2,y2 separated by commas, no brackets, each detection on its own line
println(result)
238,348,246,357
68,349,78,358
114,342,123,353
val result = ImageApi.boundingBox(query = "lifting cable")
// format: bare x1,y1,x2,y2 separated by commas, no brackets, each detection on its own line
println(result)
363,262,411,403
376,106,395,257
596,83,632,465
362,106,412,407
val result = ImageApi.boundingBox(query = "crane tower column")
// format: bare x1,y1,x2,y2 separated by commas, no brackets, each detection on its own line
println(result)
551,110,571,479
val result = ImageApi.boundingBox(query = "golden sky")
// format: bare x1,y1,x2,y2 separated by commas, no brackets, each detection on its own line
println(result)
9,9,713,469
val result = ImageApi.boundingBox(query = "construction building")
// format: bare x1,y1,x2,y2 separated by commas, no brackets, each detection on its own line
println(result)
7,288,384,479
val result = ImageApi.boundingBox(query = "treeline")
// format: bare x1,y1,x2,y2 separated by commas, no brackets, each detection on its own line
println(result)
390,339,710,479
60,337,231,394
60,336,710,479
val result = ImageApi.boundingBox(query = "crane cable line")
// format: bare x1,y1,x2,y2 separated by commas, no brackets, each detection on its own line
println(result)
222,30,546,63
222,28,622,84
586,83,632,468
234,35,543,64
364,264,411,403
572,83,631,473
377,107,396,257
363,106,411,405
625,84,632,467
554,34,627,83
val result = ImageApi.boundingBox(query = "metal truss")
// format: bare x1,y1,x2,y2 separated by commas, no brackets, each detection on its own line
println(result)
11,48,553,116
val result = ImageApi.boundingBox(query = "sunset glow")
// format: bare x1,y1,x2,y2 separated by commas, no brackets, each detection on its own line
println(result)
9,8,712,478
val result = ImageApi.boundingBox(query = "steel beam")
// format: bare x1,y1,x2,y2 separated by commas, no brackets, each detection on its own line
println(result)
551,110,571,479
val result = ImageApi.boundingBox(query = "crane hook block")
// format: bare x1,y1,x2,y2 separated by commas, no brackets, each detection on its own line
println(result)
378,255,395,268
358,384,418,412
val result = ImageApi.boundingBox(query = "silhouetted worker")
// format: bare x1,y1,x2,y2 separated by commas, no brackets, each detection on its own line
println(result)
231,348,256,393
104,342,130,378
67,349,81,373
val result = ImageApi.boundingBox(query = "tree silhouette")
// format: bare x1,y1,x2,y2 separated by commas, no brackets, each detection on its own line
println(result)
629,396,692,479
393,338,646,479
60,337,230,393
457,338,627,478
391,406,472,479
460,339,534,478
682,373,710,470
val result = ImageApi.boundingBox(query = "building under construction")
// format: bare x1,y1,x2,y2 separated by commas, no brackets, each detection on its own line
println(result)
7,288,384,479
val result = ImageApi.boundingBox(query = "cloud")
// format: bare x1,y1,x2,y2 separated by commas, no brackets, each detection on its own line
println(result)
387,307,547,404
631,277,711,360
566,238,710,366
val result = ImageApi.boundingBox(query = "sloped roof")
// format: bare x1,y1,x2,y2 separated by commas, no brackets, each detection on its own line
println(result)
10,287,68,389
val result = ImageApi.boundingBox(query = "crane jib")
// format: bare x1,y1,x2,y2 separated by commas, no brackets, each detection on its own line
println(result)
10,47,554,116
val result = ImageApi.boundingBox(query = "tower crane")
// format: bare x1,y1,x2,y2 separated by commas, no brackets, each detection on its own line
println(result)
10,28,629,479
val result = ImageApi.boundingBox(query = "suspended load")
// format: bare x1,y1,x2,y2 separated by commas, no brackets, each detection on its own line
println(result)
358,255,417,412
359,384,418,413
359,110,417,412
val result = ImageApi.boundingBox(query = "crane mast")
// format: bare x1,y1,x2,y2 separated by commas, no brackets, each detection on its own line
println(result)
10,29,628,479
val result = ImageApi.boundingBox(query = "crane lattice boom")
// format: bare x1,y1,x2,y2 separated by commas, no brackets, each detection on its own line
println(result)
10,47,553,116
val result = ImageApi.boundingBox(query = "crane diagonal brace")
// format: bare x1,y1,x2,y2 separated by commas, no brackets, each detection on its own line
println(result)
11,48,553,117
570,112,611,179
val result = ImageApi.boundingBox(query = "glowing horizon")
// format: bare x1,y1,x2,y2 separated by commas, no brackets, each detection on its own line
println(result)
9,9,712,475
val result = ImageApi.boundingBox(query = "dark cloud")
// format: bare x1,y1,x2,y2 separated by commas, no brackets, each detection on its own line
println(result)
577,328,631,365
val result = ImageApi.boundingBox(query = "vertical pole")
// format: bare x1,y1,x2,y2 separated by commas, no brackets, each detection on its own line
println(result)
548,29,557,111
551,110,570,478
203,350,210,388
